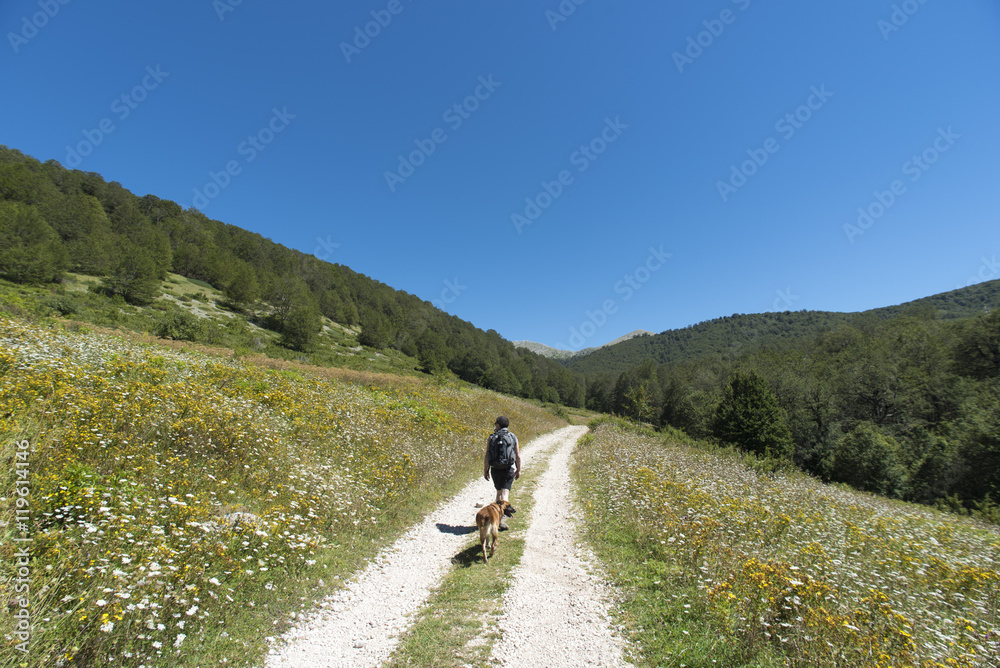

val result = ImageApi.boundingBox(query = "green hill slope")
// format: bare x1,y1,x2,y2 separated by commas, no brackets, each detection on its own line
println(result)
566,279,1000,377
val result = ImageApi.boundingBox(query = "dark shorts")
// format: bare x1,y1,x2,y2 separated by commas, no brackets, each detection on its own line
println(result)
491,465,516,491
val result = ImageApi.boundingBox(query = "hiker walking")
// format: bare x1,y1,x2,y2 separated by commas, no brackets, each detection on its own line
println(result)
484,415,520,529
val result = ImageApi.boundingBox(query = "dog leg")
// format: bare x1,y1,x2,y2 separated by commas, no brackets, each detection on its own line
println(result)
479,525,490,564
489,524,498,558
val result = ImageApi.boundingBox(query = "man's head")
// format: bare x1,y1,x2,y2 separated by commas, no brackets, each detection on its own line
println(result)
495,415,509,430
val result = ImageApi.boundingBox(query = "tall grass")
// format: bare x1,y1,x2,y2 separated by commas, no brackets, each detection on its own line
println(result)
573,418,1000,668
0,316,565,667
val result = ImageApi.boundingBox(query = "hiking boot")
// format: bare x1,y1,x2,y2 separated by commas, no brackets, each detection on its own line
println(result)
499,519,509,531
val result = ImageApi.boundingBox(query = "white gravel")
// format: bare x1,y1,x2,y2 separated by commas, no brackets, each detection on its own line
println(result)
264,426,578,668
490,425,635,668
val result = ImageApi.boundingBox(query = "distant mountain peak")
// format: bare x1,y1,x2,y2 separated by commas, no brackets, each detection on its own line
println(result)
603,329,655,347
514,329,654,359
511,341,577,360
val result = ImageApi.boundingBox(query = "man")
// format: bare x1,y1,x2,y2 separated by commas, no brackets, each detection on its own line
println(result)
483,415,520,529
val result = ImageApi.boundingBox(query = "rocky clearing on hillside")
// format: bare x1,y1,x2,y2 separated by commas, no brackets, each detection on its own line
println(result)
265,425,633,668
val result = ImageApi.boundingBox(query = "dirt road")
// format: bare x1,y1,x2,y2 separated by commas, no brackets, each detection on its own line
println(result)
265,425,632,668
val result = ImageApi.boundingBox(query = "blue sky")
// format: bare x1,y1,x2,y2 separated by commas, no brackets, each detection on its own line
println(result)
3,0,999,350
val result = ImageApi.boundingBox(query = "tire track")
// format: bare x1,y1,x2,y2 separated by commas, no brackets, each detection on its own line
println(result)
265,426,579,668
491,425,634,667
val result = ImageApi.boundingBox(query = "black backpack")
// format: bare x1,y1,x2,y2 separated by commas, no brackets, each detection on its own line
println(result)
488,429,516,468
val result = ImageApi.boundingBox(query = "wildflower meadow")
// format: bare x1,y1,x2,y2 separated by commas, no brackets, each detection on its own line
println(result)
574,419,1000,668
0,316,564,667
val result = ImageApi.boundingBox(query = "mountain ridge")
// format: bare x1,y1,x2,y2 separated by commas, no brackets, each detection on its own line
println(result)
513,329,654,359
563,278,1000,377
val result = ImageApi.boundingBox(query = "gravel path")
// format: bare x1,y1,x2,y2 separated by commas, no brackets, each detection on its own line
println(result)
264,426,580,668
490,425,635,668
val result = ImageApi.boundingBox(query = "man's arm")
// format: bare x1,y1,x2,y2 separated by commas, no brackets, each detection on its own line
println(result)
513,440,521,480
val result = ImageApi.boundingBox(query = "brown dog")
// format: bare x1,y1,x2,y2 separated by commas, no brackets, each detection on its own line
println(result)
475,501,515,564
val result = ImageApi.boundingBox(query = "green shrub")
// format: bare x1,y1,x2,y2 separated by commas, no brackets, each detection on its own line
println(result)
154,309,201,341
44,293,80,316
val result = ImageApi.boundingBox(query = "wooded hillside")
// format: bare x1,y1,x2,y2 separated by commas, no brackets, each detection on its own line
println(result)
587,307,1000,516
566,281,1000,377
0,145,585,407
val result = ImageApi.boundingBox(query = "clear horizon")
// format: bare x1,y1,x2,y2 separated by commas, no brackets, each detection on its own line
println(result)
3,1,999,349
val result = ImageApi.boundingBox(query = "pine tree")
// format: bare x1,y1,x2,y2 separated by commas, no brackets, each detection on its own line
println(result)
828,423,906,496
0,201,68,283
224,261,260,309
713,370,794,460
358,311,392,349
416,330,448,374
101,240,161,305
281,303,321,351
44,192,116,275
